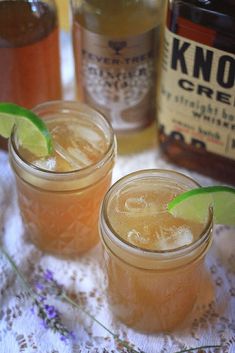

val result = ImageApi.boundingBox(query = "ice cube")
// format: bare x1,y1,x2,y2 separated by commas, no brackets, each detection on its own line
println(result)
75,125,104,152
78,125,102,142
155,226,193,250
125,197,147,212
127,229,150,245
34,157,56,171
67,147,92,167
54,142,85,169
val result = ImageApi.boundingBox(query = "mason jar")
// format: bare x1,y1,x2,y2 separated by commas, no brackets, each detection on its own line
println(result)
99,169,213,332
9,101,116,257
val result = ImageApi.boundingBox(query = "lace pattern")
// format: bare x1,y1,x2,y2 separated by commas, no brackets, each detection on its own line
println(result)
0,149,235,353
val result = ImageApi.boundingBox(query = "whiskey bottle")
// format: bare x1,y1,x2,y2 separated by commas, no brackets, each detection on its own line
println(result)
158,0,235,184
71,0,165,154
0,0,62,150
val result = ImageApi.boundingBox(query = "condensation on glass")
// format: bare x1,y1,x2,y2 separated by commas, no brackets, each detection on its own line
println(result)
99,169,213,332
9,101,116,257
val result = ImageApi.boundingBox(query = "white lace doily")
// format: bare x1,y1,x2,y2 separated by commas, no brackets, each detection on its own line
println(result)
0,148,235,353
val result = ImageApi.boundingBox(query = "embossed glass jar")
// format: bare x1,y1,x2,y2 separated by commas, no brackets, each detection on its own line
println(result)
9,101,116,257
99,169,213,332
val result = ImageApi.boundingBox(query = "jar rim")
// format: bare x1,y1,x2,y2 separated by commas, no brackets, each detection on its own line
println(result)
9,100,116,181
100,169,213,261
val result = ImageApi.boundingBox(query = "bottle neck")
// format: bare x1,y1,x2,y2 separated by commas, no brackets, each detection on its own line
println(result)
167,0,235,52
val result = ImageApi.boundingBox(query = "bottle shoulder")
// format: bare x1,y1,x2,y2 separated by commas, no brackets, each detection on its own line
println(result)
170,0,235,17
168,0,235,52
72,0,165,36
169,0,235,25
0,0,58,47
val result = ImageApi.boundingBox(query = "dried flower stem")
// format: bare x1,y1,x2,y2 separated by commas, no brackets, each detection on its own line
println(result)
1,246,222,353
1,246,32,294
0,246,141,352
62,293,140,353
62,293,116,337
174,345,221,353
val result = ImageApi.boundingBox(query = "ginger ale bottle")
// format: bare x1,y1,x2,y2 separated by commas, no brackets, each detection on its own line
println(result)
71,0,165,154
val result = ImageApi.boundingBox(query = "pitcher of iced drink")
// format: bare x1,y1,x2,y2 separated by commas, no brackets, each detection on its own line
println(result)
0,0,62,149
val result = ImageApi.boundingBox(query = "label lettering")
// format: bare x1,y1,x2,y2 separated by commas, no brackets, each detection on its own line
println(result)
171,39,190,74
171,37,235,90
217,55,235,89
74,25,160,132
193,47,213,82
159,28,235,160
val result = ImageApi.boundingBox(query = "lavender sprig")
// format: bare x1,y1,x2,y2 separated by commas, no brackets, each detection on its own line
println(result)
1,246,222,353
33,267,142,353
31,298,74,342
1,247,74,342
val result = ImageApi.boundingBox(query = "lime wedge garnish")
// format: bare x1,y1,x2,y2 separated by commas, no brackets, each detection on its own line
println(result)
168,186,235,225
0,102,52,157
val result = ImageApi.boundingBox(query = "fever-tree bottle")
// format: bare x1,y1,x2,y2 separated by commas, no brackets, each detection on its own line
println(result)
71,0,165,153
158,0,235,184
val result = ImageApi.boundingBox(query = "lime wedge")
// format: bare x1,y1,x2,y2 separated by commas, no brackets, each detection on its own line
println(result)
0,102,52,157
168,186,235,225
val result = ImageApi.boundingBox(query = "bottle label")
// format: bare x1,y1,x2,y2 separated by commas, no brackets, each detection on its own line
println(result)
73,25,159,132
158,27,235,160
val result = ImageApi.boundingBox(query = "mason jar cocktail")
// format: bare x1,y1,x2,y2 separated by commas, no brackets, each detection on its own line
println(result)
9,101,116,257
99,170,213,332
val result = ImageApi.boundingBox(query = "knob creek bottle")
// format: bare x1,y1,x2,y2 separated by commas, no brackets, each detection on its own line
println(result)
158,0,235,184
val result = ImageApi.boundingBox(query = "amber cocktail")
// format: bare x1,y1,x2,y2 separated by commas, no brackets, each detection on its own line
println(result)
99,170,213,332
9,101,116,257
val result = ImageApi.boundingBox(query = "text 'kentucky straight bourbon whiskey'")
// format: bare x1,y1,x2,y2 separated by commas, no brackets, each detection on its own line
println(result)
158,0,235,184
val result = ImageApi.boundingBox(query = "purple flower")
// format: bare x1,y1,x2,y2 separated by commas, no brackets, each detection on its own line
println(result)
44,304,58,319
60,335,68,342
39,296,46,302
34,268,64,297
60,331,76,343
35,282,44,291
29,268,74,345
69,331,76,340
44,269,54,282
